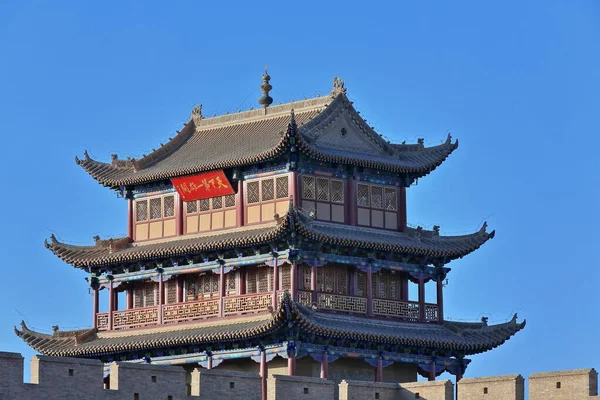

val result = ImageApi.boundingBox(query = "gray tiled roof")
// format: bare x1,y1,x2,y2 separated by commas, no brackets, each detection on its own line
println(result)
295,210,494,259
76,92,457,188
45,207,493,270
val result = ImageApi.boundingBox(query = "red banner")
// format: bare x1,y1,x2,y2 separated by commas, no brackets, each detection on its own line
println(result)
171,170,235,202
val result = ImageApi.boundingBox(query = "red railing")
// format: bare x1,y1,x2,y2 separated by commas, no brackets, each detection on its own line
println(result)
223,293,272,316
372,298,420,321
162,298,219,324
317,293,368,314
112,305,159,330
424,303,439,322
96,313,109,331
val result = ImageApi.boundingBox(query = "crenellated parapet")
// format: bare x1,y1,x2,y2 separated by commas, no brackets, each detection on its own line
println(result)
0,352,598,400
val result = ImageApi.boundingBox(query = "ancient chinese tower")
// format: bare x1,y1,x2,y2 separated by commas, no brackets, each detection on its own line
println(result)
16,73,524,390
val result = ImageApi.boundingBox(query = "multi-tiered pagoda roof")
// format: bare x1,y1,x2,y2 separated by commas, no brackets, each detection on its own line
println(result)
17,74,524,384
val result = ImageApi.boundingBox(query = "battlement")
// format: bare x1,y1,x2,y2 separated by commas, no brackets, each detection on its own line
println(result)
0,351,598,400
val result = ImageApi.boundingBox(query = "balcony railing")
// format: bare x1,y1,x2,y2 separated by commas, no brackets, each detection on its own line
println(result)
112,305,159,330
372,298,419,321
96,291,440,332
96,312,109,330
424,303,439,322
162,298,219,324
317,293,367,314
223,293,272,316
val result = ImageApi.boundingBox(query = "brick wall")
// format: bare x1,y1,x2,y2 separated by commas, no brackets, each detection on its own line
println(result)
267,374,335,400
458,374,525,400
400,380,454,400
0,351,599,400
338,379,452,400
529,369,598,400
190,368,261,399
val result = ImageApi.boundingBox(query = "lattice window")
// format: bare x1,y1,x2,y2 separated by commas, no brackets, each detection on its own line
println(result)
280,264,291,291
276,176,289,199
357,183,399,230
165,279,177,304
258,267,270,293
261,179,274,201
149,198,162,220
317,178,330,201
133,285,143,308
187,201,197,213
144,282,156,307
371,186,383,209
317,265,348,294
357,184,370,207
356,271,367,296
336,267,348,294
186,276,196,299
199,199,210,211
163,196,175,217
384,188,397,211
331,180,344,203
136,201,148,222
135,194,177,241
211,274,219,293
247,181,260,204
301,265,312,290
246,269,257,294
372,270,403,300
225,194,236,208
225,272,237,295
302,176,315,199
212,196,222,209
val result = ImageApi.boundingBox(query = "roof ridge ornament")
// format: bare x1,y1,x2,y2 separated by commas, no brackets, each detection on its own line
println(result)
331,77,347,96
258,67,273,109
191,104,203,122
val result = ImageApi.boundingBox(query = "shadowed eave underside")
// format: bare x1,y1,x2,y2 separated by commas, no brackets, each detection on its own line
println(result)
15,293,525,358
44,207,494,270
75,92,458,189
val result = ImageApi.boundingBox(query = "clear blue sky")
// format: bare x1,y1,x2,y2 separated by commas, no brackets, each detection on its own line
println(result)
1,0,599,384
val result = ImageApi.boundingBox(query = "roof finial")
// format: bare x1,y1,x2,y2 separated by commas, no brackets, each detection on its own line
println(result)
332,77,347,95
258,66,273,109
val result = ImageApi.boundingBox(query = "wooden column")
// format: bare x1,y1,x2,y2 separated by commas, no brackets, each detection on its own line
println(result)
347,177,356,226
290,262,298,301
290,171,298,207
176,195,183,236
429,361,436,381
366,267,373,316
126,286,133,309
287,355,296,376
418,276,425,322
399,186,407,231
176,276,183,303
311,265,317,304
320,352,328,379
375,357,383,382
260,351,267,400
108,281,114,331
437,278,444,323
272,257,279,309
92,288,99,329
158,275,164,325
113,289,119,311
236,179,244,227
401,277,409,301
239,270,246,295
207,354,213,370
219,265,225,317
127,198,134,240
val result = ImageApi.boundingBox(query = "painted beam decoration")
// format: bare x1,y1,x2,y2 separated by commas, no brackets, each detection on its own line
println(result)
171,170,234,202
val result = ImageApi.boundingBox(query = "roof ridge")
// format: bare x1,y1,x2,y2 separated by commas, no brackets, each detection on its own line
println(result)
193,95,331,130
